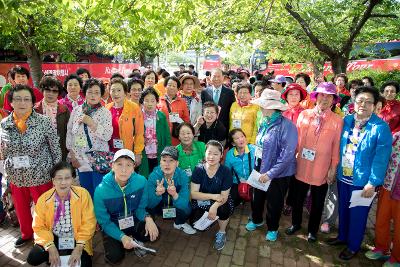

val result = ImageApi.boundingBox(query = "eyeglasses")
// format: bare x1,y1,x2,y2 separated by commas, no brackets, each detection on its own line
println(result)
43,88,59,94
355,98,374,106
13,98,32,103
204,111,217,115
53,176,73,183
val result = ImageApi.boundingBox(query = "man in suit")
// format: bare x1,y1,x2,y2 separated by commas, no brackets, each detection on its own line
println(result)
201,68,236,136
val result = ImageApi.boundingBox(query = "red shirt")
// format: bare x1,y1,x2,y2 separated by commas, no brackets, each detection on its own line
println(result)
379,100,400,134
109,106,123,153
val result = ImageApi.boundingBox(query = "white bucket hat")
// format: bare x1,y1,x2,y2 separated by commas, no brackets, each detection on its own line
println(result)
250,89,288,111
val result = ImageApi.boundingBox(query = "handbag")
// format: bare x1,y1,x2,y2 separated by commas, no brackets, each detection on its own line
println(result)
165,100,180,138
83,124,114,173
232,149,253,202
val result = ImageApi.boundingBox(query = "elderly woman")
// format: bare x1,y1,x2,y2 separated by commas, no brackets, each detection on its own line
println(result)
281,83,307,124
127,78,144,104
138,88,171,177
379,81,400,134
245,89,298,242
327,86,392,261
26,162,96,267
142,70,165,96
294,73,314,109
286,82,343,243
178,74,202,125
176,122,206,179
59,74,85,112
66,78,112,198
158,76,190,146
0,84,62,247
106,78,144,166
35,75,70,160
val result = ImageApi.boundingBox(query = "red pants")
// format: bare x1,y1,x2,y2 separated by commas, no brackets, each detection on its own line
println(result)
375,188,400,263
10,182,53,240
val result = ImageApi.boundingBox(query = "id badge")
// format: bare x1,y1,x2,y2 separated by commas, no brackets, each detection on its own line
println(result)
232,119,242,129
301,148,316,161
342,156,354,176
255,146,263,159
75,136,87,148
197,200,211,207
162,207,176,219
169,113,180,123
12,156,31,169
58,237,75,250
184,168,192,177
118,215,134,230
113,139,124,149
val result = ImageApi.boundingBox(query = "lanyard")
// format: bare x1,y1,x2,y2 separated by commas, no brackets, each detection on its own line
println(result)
118,185,128,217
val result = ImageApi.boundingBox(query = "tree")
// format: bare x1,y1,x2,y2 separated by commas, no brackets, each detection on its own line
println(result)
180,0,400,75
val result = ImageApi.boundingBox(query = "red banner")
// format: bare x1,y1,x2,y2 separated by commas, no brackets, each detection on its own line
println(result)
263,58,400,78
0,62,141,87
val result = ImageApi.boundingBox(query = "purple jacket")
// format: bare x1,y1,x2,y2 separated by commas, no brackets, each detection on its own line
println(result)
258,116,298,179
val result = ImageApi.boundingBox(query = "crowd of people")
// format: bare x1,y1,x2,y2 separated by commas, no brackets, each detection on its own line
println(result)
0,64,399,267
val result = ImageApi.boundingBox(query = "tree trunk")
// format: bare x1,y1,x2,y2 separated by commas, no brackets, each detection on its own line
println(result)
330,54,349,75
312,59,325,78
139,51,146,66
25,44,43,87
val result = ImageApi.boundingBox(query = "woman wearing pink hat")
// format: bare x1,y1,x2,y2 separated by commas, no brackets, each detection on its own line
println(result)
281,83,308,124
286,82,343,243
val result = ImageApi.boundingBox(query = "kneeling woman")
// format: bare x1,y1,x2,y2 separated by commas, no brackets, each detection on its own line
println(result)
191,141,234,251
27,162,96,267
245,89,298,242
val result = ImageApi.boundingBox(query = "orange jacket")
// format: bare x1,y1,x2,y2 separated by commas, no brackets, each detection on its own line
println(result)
32,186,96,255
106,99,144,154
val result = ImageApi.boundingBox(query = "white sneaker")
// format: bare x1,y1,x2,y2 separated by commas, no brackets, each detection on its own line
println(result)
173,223,197,235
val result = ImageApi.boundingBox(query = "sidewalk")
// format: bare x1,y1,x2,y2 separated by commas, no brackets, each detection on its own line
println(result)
0,202,381,267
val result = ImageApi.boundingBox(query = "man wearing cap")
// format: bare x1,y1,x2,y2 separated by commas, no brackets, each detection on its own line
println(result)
146,146,196,235
201,68,236,133
285,82,343,243
178,74,203,125
269,75,287,94
94,149,159,264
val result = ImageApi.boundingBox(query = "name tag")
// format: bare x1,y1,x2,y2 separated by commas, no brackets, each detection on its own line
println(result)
169,113,180,123
118,216,134,230
162,207,176,219
342,155,355,176
58,237,75,250
197,200,211,207
75,136,87,148
13,156,31,169
301,148,316,161
232,119,242,129
184,168,192,177
255,146,263,159
113,139,124,149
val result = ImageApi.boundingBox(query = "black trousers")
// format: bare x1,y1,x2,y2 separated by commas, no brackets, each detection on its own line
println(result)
147,202,190,225
190,199,233,224
148,158,158,175
291,178,328,235
251,176,290,231
230,183,245,207
102,219,154,264
26,236,92,267
285,175,296,206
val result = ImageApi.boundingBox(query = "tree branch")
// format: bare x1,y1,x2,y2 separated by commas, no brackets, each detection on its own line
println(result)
342,0,382,53
370,13,398,18
284,3,336,57
262,0,275,33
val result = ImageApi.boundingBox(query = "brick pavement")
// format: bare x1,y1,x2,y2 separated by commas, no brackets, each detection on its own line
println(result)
0,200,383,267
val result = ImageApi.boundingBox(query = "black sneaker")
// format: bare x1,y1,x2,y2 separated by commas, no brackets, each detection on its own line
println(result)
14,236,31,248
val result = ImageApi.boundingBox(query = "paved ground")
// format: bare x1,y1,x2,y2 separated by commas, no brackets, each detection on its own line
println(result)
0,200,383,267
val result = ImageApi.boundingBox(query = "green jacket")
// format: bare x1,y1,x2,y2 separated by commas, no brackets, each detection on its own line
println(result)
0,83,12,109
139,110,171,178
176,141,206,178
